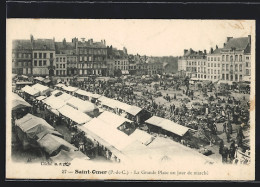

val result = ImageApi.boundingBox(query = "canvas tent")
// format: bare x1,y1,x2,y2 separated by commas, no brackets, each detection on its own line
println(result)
58,105,92,125
15,114,62,149
50,149,89,162
97,111,132,129
37,134,77,156
145,116,190,137
129,129,155,145
21,85,40,96
31,83,50,95
66,96,98,115
12,93,32,110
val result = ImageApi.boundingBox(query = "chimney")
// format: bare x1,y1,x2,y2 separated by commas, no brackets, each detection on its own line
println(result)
227,37,233,42
89,39,93,45
248,35,251,45
184,49,188,55
30,34,34,43
204,50,207,54
81,38,85,42
104,40,106,46
63,38,66,46
216,45,218,49
210,47,213,54
224,43,226,47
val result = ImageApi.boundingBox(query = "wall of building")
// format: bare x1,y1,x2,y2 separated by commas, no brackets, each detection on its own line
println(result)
32,50,55,76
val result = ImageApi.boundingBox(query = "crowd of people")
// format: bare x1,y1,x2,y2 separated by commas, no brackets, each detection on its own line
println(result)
12,74,251,164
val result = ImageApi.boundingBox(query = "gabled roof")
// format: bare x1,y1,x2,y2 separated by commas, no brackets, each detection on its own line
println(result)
13,40,32,50
223,37,249,50
32,39,55,50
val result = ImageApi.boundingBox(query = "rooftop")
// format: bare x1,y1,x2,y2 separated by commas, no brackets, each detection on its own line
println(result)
13,40,32,50
223,37,250,51
32,39,55,50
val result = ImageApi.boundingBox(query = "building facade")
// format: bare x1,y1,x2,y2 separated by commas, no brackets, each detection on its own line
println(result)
12,40,32,75
77,38,107,76
147,62,163,75
179,49,207,80
206,47,222,81
219,35,251,82
31,36,56,76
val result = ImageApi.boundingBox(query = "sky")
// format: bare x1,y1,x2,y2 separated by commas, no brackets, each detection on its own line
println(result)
7,19,255,57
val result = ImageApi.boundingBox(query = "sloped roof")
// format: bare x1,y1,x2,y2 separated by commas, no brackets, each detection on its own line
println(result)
58,105,92,124
55,42,76,54
37,134,77,155
223,37,249,50
97,111,132,129
130,129,155,145
12,93,32,110
32,39,55,50
13,40,32,50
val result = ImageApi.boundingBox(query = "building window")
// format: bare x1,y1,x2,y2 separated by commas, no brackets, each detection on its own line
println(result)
208,57,210,61
39,53,42,58
246,69,249,75
211,69,213,74
226,55,229,61
214,57,216,61
39,60,42,66
246,56,250,60
235,64,238,71
226,64,229,71
214,63,216,67
63,64,65,68
235,55,238,61
208,63,210,67
230,56,233,62
60,70,63,75
80,56,82,61
63,57,65,62
50,53,53,58
43,60,46,66
230,75,233,81
235,74,238,81
218,70,220,74
226,74,229,80
218,57,220,61
246,62,249,67
198,61,200,65
222,74,225,80
211,57,213,61
222,55,225,61
56,58,59,62
34,60,37,66
60,64,62,68
34,53,37,58
43,53,47,59
239,55,242,61
239,64,242,71
214,70,216,74
218,63,220,67
56,70,59,75
56,64,58,68
239,75,242,81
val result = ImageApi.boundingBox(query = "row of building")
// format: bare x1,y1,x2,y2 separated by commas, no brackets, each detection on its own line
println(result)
12,35,164,77
178,35,252,82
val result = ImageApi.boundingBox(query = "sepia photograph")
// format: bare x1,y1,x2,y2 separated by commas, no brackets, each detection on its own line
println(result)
6,19,255,180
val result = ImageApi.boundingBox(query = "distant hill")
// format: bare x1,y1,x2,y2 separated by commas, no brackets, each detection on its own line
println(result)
148,56,178,73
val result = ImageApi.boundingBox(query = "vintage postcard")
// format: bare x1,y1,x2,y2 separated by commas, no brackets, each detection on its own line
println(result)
6,19,255,180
